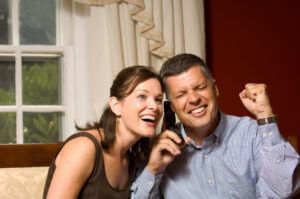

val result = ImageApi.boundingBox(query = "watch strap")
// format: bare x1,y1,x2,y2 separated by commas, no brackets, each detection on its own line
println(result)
257,115,278,125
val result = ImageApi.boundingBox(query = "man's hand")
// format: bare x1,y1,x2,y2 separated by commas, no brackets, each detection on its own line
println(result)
146,130,190,176
239,83,274,119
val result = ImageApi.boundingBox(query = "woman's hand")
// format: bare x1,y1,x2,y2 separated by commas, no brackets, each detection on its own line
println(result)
146,130,190,175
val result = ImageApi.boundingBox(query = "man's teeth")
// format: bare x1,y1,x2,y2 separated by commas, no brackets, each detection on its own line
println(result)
141,116,156,122
190,107,205,114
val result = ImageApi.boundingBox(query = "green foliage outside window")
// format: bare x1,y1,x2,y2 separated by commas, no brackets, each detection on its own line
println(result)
0,113,16,144
0,88,14,105
23,60,59,105
23,112,60,143
0,60,61,144
0,88,16,143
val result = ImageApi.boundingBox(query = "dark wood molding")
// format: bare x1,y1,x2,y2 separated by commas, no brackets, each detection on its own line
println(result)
0,136,297,168
0,143,62,168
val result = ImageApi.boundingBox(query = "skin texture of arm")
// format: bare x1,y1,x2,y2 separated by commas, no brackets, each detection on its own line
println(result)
239,83,274,119
46,136,96,199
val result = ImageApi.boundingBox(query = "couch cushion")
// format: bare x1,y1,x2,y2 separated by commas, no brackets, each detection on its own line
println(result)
0,167,49,199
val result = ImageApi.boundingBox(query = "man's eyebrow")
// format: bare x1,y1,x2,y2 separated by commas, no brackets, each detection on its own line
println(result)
175,90,187,95
194,82,206,89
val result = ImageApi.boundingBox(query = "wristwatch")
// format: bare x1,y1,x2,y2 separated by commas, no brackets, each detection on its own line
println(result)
257,115,278,125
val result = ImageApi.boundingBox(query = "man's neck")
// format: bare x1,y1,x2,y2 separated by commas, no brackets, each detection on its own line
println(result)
184,112,220,146
184,126,212,146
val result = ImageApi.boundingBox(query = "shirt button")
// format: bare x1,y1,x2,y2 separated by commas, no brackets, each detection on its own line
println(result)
269,131,273,136
276,159,280,164
204,155,208,159
263,133,267,137
148,181,153,186
208,180,212,184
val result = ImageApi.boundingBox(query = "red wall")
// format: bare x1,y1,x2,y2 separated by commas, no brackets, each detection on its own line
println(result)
205,0,300,151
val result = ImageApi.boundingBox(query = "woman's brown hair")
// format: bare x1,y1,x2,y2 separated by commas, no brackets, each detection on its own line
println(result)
77,65,164,165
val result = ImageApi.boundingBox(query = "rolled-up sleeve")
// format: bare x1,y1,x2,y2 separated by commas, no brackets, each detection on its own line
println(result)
131,167,163,199
255,123,300,198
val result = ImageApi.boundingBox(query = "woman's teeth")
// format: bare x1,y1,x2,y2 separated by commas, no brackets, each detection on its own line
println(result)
141,115,155,123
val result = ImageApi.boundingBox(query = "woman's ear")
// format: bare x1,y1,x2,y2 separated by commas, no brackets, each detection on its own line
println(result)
109,97,121,117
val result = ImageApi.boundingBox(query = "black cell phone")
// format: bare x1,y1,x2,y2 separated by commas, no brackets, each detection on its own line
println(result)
163,101,185,145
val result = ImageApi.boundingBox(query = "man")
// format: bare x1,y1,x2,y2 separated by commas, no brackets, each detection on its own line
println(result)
131,53,300,198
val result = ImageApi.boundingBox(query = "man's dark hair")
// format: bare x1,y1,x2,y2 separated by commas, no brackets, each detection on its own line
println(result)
159,53,213,98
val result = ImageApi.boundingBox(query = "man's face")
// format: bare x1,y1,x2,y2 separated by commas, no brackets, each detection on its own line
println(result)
166,65,219,134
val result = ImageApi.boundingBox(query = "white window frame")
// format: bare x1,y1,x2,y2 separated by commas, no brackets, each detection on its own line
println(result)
0,0,75,144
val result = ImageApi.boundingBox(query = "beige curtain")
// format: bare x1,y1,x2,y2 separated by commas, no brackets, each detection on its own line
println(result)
74,0,205,119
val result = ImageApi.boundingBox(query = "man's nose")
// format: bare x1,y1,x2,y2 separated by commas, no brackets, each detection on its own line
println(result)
187,91,201,105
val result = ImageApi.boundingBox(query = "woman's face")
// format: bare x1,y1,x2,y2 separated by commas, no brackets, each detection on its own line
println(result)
117,78,164,138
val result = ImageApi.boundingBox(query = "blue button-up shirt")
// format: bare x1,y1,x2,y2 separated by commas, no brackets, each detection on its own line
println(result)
131,112,300,199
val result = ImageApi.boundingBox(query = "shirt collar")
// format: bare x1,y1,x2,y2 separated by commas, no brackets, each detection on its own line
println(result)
180,111,228,150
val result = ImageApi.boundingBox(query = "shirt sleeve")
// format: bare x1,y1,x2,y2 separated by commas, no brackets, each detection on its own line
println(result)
254,122,300,198
130,167,164,199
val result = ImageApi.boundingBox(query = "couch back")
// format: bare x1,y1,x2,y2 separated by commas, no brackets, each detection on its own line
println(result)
0,143,62,199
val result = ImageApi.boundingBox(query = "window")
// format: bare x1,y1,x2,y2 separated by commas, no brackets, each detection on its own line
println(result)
0,0,74,144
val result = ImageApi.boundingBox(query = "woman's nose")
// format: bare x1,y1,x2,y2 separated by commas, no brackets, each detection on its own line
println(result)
148,98,159,110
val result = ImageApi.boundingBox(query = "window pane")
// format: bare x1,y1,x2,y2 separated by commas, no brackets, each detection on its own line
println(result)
19,0,56,45
0,0,12,44
23,112,62,143
22,57,61,105
0,112,16,144
0,57,15,105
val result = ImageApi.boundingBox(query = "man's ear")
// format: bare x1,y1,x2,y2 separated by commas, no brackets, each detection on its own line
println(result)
213,79,219,97
109,97,121,117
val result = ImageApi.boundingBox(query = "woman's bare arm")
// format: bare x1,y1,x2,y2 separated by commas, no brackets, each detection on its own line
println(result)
46,136,96,199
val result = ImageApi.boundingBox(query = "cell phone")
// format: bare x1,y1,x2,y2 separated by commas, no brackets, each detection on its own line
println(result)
163,101,185,145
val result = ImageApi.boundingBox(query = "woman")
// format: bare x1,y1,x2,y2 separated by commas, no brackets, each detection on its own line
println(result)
43,66,164,198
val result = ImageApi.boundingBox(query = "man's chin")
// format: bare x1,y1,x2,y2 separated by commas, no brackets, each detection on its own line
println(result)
185,122,210,132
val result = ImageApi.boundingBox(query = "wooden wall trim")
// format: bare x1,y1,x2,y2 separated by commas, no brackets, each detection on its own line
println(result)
0,143,62,168
0,137,297,168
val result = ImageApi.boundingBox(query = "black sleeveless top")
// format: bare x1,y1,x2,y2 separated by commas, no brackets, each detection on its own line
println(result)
43,132,134,199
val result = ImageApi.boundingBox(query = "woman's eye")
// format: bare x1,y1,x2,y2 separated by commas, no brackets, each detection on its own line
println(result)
137,95,146,100
155,98,163,104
